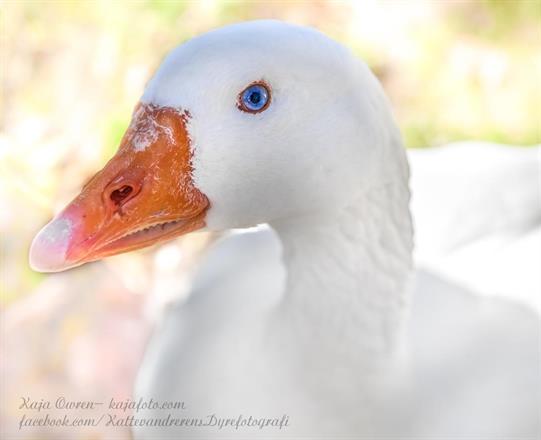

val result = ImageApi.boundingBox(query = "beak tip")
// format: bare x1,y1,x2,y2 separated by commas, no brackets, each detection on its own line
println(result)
29,217,73,273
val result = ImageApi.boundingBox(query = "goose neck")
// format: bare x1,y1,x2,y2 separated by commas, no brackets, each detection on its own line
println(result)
270,183,413,362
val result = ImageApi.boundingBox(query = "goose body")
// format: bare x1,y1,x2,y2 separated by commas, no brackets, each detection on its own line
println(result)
29,21,540,439
409,142,541,312
135,228,539,439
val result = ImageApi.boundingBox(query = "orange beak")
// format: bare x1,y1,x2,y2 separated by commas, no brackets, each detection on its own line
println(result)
29,103,209,272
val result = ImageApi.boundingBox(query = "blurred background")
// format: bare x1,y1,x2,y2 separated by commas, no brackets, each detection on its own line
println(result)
1,1,540,439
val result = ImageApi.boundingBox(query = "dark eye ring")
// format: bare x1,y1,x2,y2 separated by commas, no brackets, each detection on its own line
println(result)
237,81,271,114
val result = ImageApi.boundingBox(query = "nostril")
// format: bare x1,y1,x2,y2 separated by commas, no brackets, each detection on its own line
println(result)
110,185,134,206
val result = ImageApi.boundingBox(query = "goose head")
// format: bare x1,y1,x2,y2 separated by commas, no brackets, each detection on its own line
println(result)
29,20,406,273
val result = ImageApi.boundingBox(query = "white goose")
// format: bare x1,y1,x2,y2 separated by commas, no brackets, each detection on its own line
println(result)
30,21,540,439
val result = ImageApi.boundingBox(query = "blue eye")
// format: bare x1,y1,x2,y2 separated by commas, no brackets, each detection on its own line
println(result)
238,82,271,113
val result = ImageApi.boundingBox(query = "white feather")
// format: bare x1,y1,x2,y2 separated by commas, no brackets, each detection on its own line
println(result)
133,21,540,439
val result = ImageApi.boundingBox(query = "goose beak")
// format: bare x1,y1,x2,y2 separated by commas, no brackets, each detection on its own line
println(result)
29,103,209,273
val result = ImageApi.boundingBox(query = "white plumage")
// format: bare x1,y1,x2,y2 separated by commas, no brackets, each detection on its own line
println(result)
410,142,541,312
127,21,540,439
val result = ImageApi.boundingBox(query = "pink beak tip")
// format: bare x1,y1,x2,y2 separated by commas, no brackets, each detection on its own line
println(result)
29,217,74,273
